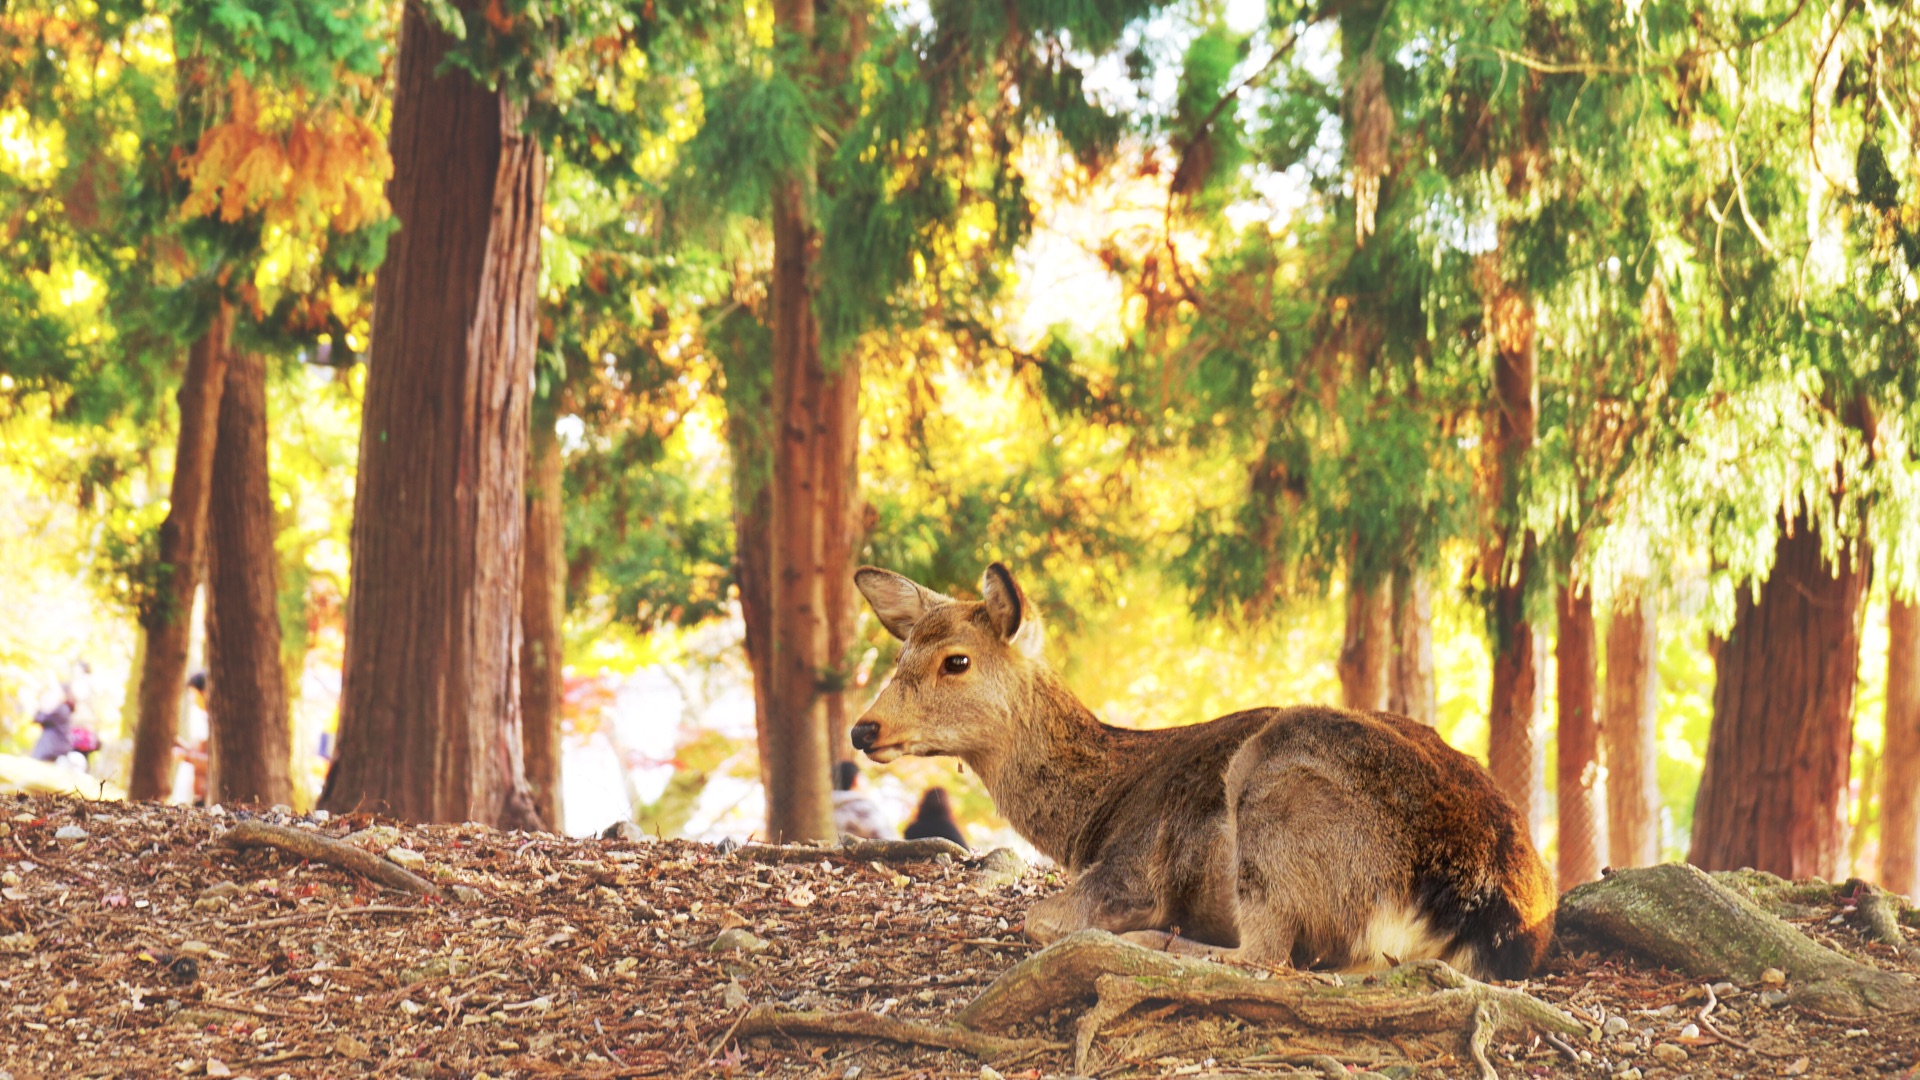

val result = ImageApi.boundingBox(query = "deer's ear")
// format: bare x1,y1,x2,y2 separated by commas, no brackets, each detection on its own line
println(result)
980,562,1026,641
855,567,947,641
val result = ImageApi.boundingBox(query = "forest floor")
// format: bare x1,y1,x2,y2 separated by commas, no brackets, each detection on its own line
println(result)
0,793,1915,1080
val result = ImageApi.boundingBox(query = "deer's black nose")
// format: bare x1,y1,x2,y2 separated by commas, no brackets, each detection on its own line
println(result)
850,721,880,751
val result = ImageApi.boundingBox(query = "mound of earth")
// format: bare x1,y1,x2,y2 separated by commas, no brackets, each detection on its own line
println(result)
0,793,1914,1079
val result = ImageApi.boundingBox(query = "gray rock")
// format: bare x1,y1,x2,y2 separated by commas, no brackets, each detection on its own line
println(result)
1650,1043,1688,1065
710,928,771,955
449,885,485,904
1760,989,1790,1007
601,821,653,842
1602,1015,1630,1036
967,847,1027,890
384,846,427,870
53,825,87,841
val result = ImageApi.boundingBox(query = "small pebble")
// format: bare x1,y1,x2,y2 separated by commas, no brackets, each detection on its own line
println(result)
1651,1043,1688,1065
1760,989,1790,1007
1603,1015,1630,1036
1760,967,1787,986
54,824,87,841
1614,1069,1642,1080
308,809,330,822
1710,980,1736,996
384,846,426,870
268,804,293,817
1679,1022,1700,1039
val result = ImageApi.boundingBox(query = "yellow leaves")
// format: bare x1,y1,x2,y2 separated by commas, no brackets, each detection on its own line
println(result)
178,75,392,239
0,108,67,184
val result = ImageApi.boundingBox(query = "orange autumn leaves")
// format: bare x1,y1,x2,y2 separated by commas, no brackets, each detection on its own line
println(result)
179,74,391,239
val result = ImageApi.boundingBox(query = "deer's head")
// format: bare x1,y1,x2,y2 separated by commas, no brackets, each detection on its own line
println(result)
849,563,1043,764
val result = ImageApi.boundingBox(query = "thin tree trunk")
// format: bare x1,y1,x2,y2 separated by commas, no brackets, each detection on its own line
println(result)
1389,570,1435,724
721,323,776,796
322,1,546,829
1880,596,1920,897
821,354,863,768
1556,582,1603,891
1603,589,1662,868
1338,570,1393,712
763,0,836,843
1689,513,1870,879
204,349,292,807
130,307,231,801
1484,288,1542,839
520,401,566,831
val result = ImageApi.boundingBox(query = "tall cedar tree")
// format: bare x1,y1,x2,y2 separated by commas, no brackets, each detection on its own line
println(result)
1389,573,1436,724
204,349,292,806
1879,597,1919,896
129,310,230,800
322,2,546,828
1338,573,1392,711
1555,582,1601,889
1690,514,1870,878
1483,279,1542,837
520,402,567,829
1603,591,1662,866
763,0,854,842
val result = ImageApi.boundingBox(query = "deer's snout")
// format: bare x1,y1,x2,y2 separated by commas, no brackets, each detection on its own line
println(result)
850,720,880,752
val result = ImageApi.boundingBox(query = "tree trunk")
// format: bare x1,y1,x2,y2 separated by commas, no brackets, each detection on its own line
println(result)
519,401,566,831
203,349,292,807
1388,570,1435,724
1555,582,1602,891
322,1,546,829
762,0,841,844
130,307,231,801
821,354,863,771
1689,514,1869,879
1603,589,1662,868
1484,290,1542,839
1880,596,1920,897
1337,571,1393,712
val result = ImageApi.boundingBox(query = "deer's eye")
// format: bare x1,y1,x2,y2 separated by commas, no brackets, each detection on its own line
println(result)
941,654,971,675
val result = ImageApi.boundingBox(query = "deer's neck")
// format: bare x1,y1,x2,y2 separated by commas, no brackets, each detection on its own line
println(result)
964,667,1146,866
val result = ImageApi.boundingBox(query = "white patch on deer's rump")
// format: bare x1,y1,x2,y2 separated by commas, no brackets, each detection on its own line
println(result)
1347,904,1452,971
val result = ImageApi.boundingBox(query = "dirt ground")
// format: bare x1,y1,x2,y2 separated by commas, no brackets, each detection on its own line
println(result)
0,794,1914,1079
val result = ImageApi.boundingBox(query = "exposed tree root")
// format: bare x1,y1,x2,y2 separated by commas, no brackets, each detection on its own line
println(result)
734,1005,1060,1059
1560,863,1919,1017
220,821,443,898
1845,879,1911,951
742,930,1581,1075
731,837,970,865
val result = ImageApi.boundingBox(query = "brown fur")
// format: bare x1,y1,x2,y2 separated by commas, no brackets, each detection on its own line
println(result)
851,563,1555,979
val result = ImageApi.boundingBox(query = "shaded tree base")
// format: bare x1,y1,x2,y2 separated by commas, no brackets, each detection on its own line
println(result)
1560,863,1920,1017
742,930,1582,1077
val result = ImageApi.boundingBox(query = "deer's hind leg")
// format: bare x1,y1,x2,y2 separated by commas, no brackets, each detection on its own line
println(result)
1219,758,1403,971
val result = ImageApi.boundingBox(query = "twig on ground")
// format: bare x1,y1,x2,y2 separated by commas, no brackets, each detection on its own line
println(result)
14,833,99,885
737,1005,1060,1059
1699,982,1754,1052
219,821,443,898
237,903,423,930
1466,1001,1499,1080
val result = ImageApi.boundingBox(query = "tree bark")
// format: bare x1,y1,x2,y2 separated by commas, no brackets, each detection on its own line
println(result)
519,400,566,831
761,0,839,844
1603,589,1662,868
204,349,292,807
1555,582,1602,891
1880,596,1920,898
322,1,546,829
1483,289,1542,840
1388,570,1435,724
130,307,231,801
1337,571,1393,712
1689,514,1869,879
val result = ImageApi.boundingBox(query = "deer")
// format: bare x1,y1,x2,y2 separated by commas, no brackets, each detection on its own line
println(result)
849,563,1556,980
